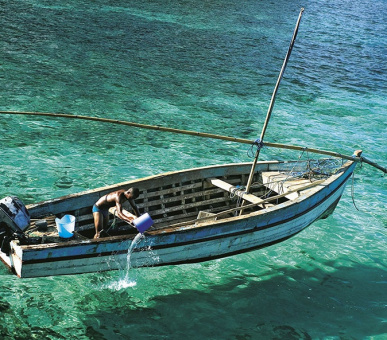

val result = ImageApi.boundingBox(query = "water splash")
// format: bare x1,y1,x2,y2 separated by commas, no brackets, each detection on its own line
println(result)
109,232,144,290
125,233,144,275
107,277,137,290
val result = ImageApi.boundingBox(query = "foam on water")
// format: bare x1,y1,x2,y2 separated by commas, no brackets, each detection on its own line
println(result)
106,232,144,290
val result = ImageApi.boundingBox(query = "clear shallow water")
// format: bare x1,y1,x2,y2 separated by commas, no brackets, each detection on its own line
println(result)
0,0,386,339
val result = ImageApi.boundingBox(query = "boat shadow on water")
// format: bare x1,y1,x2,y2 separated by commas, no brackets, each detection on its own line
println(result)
0,258,384,339
75,260,387,339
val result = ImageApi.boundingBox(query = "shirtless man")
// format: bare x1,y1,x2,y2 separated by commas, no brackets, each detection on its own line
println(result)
92,187,140,238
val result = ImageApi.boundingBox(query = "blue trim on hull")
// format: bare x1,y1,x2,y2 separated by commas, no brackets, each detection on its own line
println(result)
19,166,352,267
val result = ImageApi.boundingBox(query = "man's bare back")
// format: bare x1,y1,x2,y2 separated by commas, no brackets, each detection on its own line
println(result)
92,187,140,238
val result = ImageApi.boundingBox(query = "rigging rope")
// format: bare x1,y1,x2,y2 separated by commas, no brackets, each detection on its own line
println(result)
230,186,246,216
247,138,264,158
351,171,360,211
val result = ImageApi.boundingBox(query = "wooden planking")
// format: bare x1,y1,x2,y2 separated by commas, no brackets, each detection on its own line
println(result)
28,173,252,237
25,162,266,220
142,187,224,210
146,196,234,219
140,181,202,201
261,171,317,200
29,171,325,240
134,176,247,228
140,177,243,215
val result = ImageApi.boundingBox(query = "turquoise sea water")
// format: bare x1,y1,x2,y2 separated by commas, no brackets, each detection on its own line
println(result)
1,0,386,339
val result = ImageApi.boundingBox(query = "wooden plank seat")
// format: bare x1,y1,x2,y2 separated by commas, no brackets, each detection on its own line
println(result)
261,171,316,200
207,178,264,205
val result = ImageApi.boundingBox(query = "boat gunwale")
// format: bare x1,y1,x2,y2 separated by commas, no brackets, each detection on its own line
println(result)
15,157,356,252
25,160,282,212
27,158,337,213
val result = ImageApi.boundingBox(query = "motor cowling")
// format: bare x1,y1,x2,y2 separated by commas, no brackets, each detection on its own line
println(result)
0,196,30,253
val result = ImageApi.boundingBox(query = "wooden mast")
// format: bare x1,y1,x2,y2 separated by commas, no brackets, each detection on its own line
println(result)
238,8,304,215
244,8,304,193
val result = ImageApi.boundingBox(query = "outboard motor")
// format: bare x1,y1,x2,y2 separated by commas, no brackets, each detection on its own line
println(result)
0,196,30,254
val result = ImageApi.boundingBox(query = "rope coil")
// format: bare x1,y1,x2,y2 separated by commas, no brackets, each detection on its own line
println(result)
247,138,264,158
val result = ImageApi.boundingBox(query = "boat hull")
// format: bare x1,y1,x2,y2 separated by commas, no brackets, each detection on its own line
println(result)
3,160,355,278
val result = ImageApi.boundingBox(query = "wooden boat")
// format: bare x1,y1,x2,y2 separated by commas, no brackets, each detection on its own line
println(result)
0,153,361,278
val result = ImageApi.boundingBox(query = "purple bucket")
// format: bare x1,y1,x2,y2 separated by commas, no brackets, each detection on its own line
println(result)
133,213,154,233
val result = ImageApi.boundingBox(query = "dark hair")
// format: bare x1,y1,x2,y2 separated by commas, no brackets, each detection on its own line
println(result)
129,187,140,199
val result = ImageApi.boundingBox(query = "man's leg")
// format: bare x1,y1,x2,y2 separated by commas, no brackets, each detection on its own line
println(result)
93,211,103,238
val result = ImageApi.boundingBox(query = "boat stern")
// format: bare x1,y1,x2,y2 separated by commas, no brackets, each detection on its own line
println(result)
0,240,23,277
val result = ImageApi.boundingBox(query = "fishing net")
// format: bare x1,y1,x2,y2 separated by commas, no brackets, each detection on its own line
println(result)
278,158,344,180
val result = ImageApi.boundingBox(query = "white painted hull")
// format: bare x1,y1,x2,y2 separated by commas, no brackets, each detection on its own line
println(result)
0,159,356,278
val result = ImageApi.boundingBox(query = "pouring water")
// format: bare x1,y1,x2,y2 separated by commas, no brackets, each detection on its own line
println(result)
112,214,154,289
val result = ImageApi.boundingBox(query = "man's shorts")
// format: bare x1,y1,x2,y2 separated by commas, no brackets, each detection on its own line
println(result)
92,204,109,218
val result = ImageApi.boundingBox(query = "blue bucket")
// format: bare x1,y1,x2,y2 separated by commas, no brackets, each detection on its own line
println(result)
55,215,75,238
133,213,154,233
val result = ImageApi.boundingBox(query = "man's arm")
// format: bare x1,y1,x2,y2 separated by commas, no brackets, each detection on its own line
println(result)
115,202,135,224
115,192,135,223
128,199,140,217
